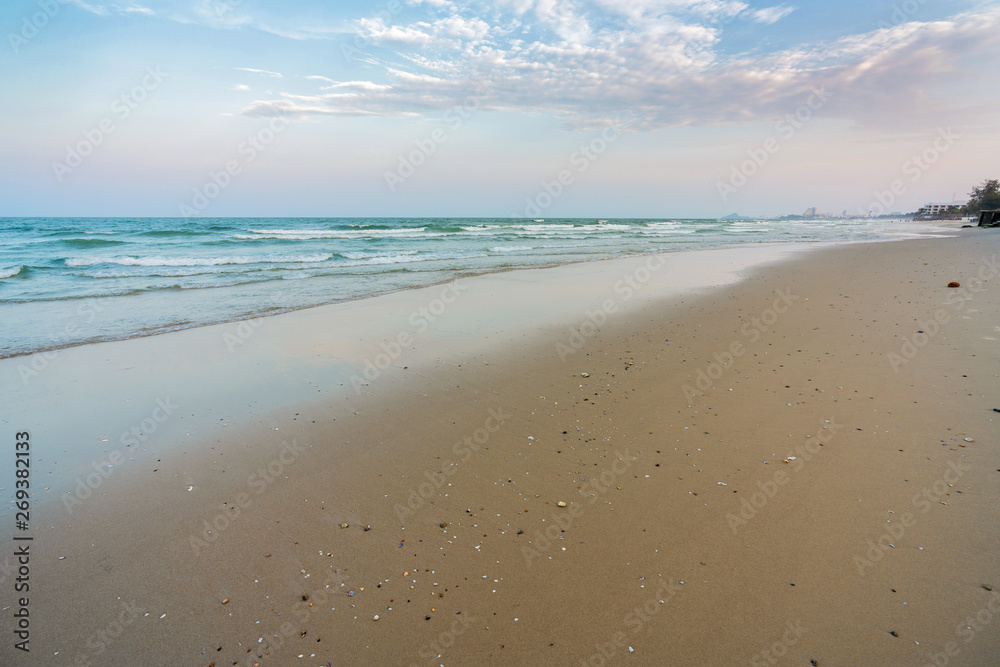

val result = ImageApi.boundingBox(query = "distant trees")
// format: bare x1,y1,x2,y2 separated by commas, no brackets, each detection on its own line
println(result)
965,179,1000,213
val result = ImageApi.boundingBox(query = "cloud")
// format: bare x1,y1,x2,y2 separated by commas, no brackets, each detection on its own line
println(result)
749,5,795,25
172,0,347,39
66,0,153,16
232,84,251,91
240,4,1000,132
190,0,252,28
358,14,492,49
233,67,284,78
408,0,455,7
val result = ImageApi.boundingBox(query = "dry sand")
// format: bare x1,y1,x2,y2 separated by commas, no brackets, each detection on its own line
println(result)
2,231,999,666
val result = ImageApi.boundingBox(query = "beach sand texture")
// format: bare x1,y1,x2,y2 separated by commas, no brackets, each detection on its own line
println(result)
1,231,998,666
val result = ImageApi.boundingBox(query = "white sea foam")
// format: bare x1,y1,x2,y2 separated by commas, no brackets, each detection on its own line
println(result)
66,254,334,268
240,228,429,240
490,246,533,252
341,250,419,260
365,254,429,265
0,266,23,278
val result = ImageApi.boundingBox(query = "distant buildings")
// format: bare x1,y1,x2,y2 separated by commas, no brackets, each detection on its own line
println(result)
776,207,887,220
915,202,966,219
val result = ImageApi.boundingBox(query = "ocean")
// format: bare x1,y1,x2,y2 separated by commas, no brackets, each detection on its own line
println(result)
0,216,945,358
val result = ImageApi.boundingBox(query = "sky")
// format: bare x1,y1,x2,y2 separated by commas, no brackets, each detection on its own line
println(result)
1,0,998,218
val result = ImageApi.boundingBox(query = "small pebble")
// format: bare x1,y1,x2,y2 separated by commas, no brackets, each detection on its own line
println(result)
947,282,960,288
222,599,229,605
557,501,567,507
890,631,899,637
340,523,349,529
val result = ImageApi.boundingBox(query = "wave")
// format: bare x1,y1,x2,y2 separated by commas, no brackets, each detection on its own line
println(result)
65,253,334,268
338,251,488,268
78,264,326,278
490,245,533,252
0,266,23,279
137,229,213,237
240,228,429,240
60,238,129,248
363,254,429,265
341,250,419,260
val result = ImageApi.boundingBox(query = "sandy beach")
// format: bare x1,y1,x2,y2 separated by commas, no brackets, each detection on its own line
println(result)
2,230,999,666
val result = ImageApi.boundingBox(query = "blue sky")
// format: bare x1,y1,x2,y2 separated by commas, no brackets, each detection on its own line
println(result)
1,0,998,218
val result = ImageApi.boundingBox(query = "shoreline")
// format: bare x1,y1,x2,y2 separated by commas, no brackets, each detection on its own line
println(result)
2,231,998,665
1,221,959,362
3,241,830,502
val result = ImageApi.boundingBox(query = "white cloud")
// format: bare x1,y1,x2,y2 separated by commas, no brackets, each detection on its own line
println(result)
233,67,284,78
749,5,795,25
232,84,251,91
191,0,251,28
357,14,492,50
172,0,347,39
66,0,153,16
240,4,1000,132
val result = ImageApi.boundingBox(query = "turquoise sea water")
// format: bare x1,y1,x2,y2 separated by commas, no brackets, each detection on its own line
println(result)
0,216,940,358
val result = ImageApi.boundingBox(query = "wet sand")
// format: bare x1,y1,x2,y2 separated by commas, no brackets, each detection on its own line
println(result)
2,230,999,666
